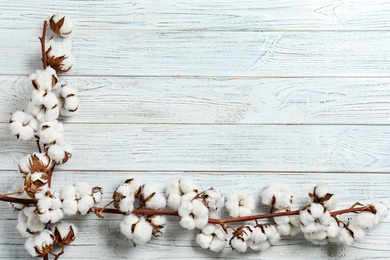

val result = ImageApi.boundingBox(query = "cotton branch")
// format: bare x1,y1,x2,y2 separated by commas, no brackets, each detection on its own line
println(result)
39,21,48,69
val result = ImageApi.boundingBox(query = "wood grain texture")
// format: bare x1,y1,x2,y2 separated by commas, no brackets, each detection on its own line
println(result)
2,76,390,124
1,30,390,76
0,172,389,259
1,0,390,259
1,0,390,31
1,123,390,172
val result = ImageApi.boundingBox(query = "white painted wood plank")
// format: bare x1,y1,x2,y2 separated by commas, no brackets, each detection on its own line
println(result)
3,76,390,124
1,0,390,31
1,30,390,76
1,123,390,172
0,172,389,259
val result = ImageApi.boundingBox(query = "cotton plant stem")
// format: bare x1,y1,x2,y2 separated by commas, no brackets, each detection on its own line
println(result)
0,196,367,223
39,21,48,69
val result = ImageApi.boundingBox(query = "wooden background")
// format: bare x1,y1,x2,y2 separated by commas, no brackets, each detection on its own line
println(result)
0,0,390,259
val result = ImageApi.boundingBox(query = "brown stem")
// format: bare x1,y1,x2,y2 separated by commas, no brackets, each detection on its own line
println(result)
0,196,368,224
43,254,49,260
0,195,37,205
209,210,301,224
330,207,365,216
36,138,42,153
39,21,48,69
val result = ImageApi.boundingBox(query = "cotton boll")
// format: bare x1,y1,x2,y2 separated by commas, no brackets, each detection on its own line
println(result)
196,233,213,249
167,193,182,210
50,222,78,245
210,238,227,252
351,212,377,229
230,237,248,253
60,185,76,200
39,122,59,144
179,215,196,230
64,95,79,112
225,191,255,218
9,111,38,140
120,214,139,239
62,199,78,216
179,179,197,194
119,196,135,213
180,191,197,204
92,187,103,203
25,236,39,257
133,218,153,245
310,182,330,199
276,224,292,236
371,202,389,219
323,195,339,211
47,144,65,163
310,203,326,219
261,182,293,210
145,192,166,210
77,196,94,215
60,85,77,98
60,54,74,72
166,179,180,196
75,182,92,198
327,218,340,238
17,211,32,237
50,13,74,36
44,107,60,122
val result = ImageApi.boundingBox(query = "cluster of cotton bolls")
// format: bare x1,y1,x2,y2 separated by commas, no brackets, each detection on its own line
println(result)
229,224,280,253
166,179,224,231
115,178,167,245
10,13,79,166
10,150,101,257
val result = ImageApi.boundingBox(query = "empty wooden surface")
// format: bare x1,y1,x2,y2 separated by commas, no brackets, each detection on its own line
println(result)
0,0,389,259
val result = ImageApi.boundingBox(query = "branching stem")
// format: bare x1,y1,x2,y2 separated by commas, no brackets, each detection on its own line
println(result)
0,196,367,225
39,21,48,69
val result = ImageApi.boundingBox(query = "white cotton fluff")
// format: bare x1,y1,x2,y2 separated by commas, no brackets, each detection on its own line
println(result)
274,210,301,236
261,182,294,210
196,224,227,252
18,153,51,174
92,187,103,203
36,196,63,224
338,225,366,245
309,182,339,210
50,13,74,36
167,193,182,210
61,199,78,216
300,203,332,235
39,121,62,144
140,183,166,210
178,200,209,230
120,214,139,239
371,201,389,219
77,195,95,215
17,208,46,238
203,188,225,212
75,182,92,198
229,226,253,253
132,217,153,245
225,191,255,218
62,95,79,115
165,179,181,196
248,227,267,250
29,67,58,91
148,215,167,236
179,179,198,194
25,229,54,257
351,211,377,229
114,184,135,214
47,144,66,163
10,111,38,140
46,40,74,72
59,185,76,200
50,222,78,243
145,192,166,210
